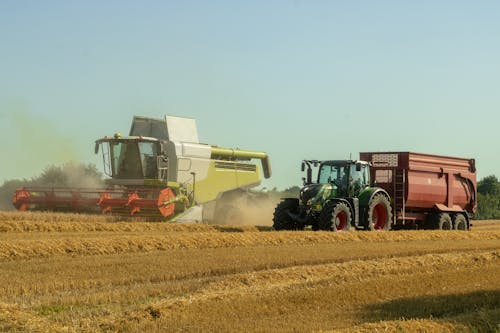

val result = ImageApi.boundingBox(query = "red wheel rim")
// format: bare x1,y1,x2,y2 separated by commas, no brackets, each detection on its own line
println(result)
334,211,347,231
373,203,387,230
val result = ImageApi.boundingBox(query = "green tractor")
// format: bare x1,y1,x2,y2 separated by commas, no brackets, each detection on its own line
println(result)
273,159,392,231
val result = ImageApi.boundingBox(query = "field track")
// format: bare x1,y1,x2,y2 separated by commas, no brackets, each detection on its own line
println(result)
0,211,499,332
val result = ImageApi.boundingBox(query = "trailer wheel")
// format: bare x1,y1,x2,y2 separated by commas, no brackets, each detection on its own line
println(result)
453,214,468,230
319,201,351,231
367,194,392,231
273,199,299,230
432,213,452,230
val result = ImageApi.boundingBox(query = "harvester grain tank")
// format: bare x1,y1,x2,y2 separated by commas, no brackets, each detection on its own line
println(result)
273,152,476,231
13,116,272,223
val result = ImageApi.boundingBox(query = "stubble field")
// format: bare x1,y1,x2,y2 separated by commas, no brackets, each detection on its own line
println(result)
0,211,499,332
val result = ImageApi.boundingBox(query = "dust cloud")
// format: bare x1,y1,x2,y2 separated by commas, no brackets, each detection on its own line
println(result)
214,193,279,227
57,163,104,189
237,198,278,226
1,101,84,181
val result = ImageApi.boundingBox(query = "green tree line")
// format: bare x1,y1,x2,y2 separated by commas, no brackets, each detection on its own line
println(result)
476,175,500,219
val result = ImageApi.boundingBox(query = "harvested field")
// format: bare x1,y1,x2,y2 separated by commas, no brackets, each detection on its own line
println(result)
0,211,499,332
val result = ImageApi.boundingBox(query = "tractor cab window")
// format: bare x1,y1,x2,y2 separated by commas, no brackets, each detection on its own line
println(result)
349,163,369,196
318,164,347,189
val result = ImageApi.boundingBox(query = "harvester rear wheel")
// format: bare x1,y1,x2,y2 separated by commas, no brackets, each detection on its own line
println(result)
273,199,299,230
367,194,392,231
453,214,467,230
319,201,351,231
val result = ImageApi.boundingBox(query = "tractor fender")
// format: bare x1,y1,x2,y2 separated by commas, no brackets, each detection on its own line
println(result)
358,187,390,207
358,187,391,227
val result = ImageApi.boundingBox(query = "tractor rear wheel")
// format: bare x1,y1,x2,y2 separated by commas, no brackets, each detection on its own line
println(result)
367,194,392,231
453,214,468,230
273,199,299,230
319,201,351,231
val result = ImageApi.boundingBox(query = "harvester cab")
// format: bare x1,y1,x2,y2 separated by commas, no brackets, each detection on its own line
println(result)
95,135,165,181
273,159,392,232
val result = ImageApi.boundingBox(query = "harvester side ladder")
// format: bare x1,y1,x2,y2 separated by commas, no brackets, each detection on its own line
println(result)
393,169,406,224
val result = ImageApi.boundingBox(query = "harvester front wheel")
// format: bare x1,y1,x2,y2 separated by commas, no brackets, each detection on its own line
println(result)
319,201,351,231
273,199,299,230
367,194,392,231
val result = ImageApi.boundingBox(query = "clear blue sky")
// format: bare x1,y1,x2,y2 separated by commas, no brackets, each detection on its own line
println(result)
1,1,499,189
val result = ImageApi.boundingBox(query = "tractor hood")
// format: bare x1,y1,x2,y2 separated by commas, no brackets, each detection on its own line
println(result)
300,184,323,204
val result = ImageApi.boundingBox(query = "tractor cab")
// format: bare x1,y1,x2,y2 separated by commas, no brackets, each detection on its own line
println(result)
301,159,370,200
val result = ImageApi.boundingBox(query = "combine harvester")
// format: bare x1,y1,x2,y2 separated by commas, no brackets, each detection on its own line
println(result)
13,116,272,223
274,152,476,231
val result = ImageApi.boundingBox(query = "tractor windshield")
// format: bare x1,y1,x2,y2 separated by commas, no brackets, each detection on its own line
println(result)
318,164,347,188
317,161,369,196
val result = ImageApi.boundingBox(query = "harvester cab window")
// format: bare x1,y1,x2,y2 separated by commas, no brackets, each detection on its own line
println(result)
112,142,142,179
138,142,158,179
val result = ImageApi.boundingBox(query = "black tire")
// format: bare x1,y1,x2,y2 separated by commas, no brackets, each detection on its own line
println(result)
453,214,468,230
432,213,452,230
367,194,392,231
318,201,352,231
273,199,299,230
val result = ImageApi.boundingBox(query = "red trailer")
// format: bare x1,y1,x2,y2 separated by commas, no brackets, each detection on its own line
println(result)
359,152,477,230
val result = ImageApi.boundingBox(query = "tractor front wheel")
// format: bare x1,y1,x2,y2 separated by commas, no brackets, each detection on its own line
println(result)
319,201,352,231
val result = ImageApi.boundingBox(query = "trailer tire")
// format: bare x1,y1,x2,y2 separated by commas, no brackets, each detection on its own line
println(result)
367,194,392,231
319,201,351,231
453,214,468,230
273,199,299,230
432,213,452,230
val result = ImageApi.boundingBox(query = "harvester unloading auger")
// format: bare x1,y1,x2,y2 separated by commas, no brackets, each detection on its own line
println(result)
13,116,272,223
